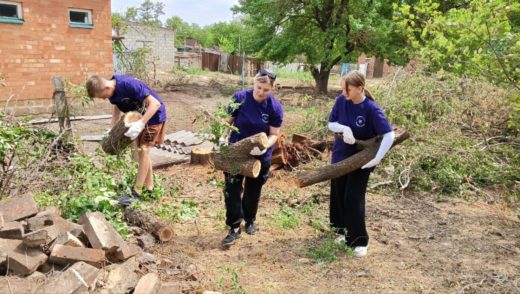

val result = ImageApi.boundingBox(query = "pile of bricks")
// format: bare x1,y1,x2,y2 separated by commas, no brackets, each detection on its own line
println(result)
0,194,170,294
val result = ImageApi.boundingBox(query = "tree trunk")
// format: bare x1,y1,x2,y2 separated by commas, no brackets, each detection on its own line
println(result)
296,128,410,188
310,64,331,94
213,153,261,178
190,146,214,166
101,112,142,155
124,207,174,242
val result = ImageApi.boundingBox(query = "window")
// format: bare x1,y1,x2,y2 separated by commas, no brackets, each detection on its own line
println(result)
0,1,23,24
69,8,93,28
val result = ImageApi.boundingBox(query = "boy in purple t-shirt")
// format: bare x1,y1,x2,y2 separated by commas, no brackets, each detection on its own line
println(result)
86,75,167,205
328,70,394,257
219,69,284,247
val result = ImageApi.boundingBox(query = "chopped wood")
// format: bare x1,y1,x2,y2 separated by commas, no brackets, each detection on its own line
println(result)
101,112,142,155
124,208,174,242
190,146,214,166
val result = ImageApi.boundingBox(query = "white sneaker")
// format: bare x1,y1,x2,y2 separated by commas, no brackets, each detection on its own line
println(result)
334,234,346,245
353,246,368,257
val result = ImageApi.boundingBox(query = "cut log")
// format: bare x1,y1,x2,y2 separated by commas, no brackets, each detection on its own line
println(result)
271,150,287,166
190,146,214,166
124,208,174,242
225,132,269,157
101,112,142,155
296,128,410,188
213,153,261,178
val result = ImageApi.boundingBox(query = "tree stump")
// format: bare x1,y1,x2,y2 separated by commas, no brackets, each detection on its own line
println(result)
296,128,410,188
213,154,261,178
101,112,142,155
190,146,214,166
124,208,173,242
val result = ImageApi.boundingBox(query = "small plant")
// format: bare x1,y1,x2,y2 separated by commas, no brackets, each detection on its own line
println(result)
307,232,353,263
270,205,300,229
216,263,246,294
153,199,199,223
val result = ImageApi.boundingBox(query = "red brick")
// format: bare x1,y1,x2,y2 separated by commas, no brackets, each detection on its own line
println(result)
43,261,99,293
0,221,24,239
134,273,162,294
23,225,59,247
0,277,37,293
0,194,39,222
79,212,125,260
0,238,48,276
49,244,106,268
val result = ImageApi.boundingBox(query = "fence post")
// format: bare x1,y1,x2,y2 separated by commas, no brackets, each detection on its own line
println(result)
52,76,72,141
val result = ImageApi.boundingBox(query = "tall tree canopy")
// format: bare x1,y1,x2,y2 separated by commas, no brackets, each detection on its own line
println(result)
233,0,408,93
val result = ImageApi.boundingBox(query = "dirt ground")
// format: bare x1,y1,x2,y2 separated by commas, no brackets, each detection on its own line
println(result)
43,73,519,293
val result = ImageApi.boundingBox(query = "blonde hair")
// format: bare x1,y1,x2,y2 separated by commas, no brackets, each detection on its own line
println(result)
343,70,374,100
86,75,107,98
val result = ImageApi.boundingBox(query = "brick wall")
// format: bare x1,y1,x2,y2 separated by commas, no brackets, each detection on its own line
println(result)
0,0,112,116
122,23,176,74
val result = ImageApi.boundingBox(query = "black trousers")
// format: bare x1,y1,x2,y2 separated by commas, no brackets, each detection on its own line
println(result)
224,160,271,229
330,169,371,247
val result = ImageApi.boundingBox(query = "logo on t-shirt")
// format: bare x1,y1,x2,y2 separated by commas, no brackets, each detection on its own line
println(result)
356,116,366,127
261,113,269,123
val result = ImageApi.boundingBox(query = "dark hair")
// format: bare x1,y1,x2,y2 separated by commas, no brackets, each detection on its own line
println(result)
343,70,374,100
255,69,276,86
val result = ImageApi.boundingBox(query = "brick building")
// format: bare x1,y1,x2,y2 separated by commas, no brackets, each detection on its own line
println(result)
0,0,112,115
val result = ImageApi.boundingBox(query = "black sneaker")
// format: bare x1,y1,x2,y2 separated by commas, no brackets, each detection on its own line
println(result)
245,222,256,235
118,189,142,207
222,228,241,247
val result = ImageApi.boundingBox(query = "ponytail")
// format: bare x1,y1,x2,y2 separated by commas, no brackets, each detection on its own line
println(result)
364,88,375,100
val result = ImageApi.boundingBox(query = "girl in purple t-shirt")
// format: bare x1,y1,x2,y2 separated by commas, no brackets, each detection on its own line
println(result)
220,69,284,248
328,70,394,257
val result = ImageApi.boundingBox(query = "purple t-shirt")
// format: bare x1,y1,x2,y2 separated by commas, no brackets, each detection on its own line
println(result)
228,89,284,162
109,75,167,125
329,94,392,164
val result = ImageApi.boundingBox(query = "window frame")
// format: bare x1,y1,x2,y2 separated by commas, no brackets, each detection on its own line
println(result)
68,8,93,29
0,1,24,24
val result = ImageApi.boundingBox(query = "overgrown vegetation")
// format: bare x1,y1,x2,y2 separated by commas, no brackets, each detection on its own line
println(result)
306,232,353,263
286,71,519,203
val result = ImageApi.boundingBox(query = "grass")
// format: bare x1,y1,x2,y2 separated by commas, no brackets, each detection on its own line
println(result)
269,205,300,229
306,232,353,263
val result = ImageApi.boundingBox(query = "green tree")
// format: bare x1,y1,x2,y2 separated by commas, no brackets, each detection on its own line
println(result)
395,0,520,90
137,0,165,27
233,0,407,93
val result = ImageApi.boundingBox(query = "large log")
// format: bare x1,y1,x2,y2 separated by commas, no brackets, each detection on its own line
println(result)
296,128,410,188
213,153,261,178
101,112,142,155
225,132,269,157
124,208,173,242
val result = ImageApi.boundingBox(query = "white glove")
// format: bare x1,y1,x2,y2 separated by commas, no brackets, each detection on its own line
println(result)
341,126,356,145
124,120,145,140
250,146,267,156
362,158,380,169
218,136,228,147
328,122,355,145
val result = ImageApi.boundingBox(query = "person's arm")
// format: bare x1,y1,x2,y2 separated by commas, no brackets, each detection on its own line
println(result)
110,106,122,128
266,126,280,148
140,95,161,124
361,130,395,169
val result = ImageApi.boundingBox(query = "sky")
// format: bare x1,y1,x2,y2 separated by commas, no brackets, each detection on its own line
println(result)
111,0,239,26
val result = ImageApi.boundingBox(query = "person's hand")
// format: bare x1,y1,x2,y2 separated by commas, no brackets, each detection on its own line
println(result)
250,146,267,156
218,136,228,147
341,126,356,145
124,120,145,140
362,158,380,169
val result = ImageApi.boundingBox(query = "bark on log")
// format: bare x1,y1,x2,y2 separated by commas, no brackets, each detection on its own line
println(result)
271,150,287,166
226,133,269,157
296,128,410,188
190,146,214,166
124,207,173,242
52,76,72,141
213,153,261,178
101,112,142,155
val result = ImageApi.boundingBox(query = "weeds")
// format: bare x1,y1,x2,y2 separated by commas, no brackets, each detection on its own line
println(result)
270,205,300,229
306,232,353,263
216,263,246,294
